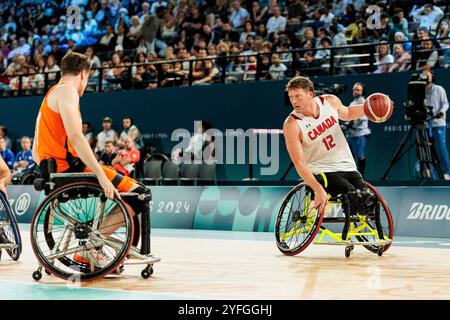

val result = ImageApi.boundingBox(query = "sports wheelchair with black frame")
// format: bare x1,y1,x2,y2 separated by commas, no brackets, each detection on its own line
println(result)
275,182,394,257
30,159,160,282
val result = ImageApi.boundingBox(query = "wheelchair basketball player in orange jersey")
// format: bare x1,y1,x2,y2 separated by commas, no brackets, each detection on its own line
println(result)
283,76,394,213
32,51,151,268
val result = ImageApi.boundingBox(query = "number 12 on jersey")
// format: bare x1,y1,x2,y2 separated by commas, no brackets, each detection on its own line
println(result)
322,135,336,150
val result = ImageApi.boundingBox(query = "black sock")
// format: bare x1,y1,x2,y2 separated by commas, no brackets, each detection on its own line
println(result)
358,157,366,177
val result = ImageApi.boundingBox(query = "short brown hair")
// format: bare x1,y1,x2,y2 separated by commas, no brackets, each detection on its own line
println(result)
61,51,91,76
105,140,115,146
285,76,314,93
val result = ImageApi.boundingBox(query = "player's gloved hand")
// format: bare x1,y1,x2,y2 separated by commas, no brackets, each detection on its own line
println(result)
98,175,120,200
313,187,328,213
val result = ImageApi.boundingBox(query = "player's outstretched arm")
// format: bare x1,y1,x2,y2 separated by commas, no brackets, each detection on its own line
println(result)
283,116,328,211
323,94,365,121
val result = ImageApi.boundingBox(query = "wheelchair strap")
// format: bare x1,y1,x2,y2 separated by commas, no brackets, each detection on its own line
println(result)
111,173,125,188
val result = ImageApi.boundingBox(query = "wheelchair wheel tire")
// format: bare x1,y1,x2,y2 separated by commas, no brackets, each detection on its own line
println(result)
30,182,134,282
356,183,394,254
275,183,324,256
0,191,22,261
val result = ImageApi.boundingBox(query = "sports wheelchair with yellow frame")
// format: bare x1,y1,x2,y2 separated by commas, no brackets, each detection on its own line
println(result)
30,160,160,282
275,181,394,257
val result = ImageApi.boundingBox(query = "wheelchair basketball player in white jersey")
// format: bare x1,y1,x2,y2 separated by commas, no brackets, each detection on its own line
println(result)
283,76,393,214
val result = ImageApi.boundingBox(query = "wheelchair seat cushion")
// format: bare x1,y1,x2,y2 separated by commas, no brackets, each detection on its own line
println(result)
50,173,99,189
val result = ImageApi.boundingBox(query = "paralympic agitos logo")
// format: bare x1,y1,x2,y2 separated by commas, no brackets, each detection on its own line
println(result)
407,202,450,220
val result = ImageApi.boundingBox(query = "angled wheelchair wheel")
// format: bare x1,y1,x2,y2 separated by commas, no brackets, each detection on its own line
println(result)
30,182,134,282
0,191,22,261
275,183,324,256
354,183,394,253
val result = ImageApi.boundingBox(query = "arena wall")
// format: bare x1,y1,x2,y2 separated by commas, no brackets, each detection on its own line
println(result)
1,69,449,181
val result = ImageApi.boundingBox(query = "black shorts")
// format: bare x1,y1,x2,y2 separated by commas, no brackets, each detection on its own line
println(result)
314,171,366,197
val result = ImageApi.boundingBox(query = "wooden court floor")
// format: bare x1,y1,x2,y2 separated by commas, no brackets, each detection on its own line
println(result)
1,228,450,300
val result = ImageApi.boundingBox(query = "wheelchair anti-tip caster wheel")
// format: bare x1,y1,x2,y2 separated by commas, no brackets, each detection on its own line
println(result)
280,241,289,250
141,265,153,279
33,270,42,281
377,247,384,256
114,265,125,275
345,245,354,258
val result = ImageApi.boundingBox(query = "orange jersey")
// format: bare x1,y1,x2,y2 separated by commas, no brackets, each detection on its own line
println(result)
34,84,80,172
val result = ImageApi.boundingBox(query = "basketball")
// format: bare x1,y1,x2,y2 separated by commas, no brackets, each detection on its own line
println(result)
364,93,394,123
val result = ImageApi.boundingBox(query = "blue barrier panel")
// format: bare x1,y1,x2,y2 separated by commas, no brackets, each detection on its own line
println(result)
6,186,43,223
149,186,201,229
389,187,450,238
6,185,450,238
193,186,288,232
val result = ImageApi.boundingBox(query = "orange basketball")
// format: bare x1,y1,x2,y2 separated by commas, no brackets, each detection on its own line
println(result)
363,93,394,123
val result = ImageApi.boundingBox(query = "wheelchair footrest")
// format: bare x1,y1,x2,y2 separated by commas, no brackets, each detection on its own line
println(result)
124,254,161,265
0,243,18,249
314,240,392,246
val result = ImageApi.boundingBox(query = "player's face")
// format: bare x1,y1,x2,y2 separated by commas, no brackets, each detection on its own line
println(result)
123,119,131,129
288,88,313,113
422,70,432,83
421,40,432,49
353,84,363,98
105,143,114,154
103,121,111,130
21,138,31,150
124,137,133,149
418,30,426,39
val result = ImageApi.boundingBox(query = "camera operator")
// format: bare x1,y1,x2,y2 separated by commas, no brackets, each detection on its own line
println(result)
423,70,450,180
342,82,371,177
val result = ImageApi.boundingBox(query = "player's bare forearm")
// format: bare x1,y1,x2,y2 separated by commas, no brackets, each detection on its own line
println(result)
0,157,11,187
32,141,41,165
324,95,365,121
57,86,108,181
343,104,365,121
0,172,10,185
286,142,324,192
294,161,324,193
283,117,324,193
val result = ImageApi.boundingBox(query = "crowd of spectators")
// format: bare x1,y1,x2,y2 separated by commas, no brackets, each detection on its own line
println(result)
0,0,449,95
0,115,143,178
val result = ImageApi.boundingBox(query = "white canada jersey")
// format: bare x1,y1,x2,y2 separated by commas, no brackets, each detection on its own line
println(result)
291,96,357,174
